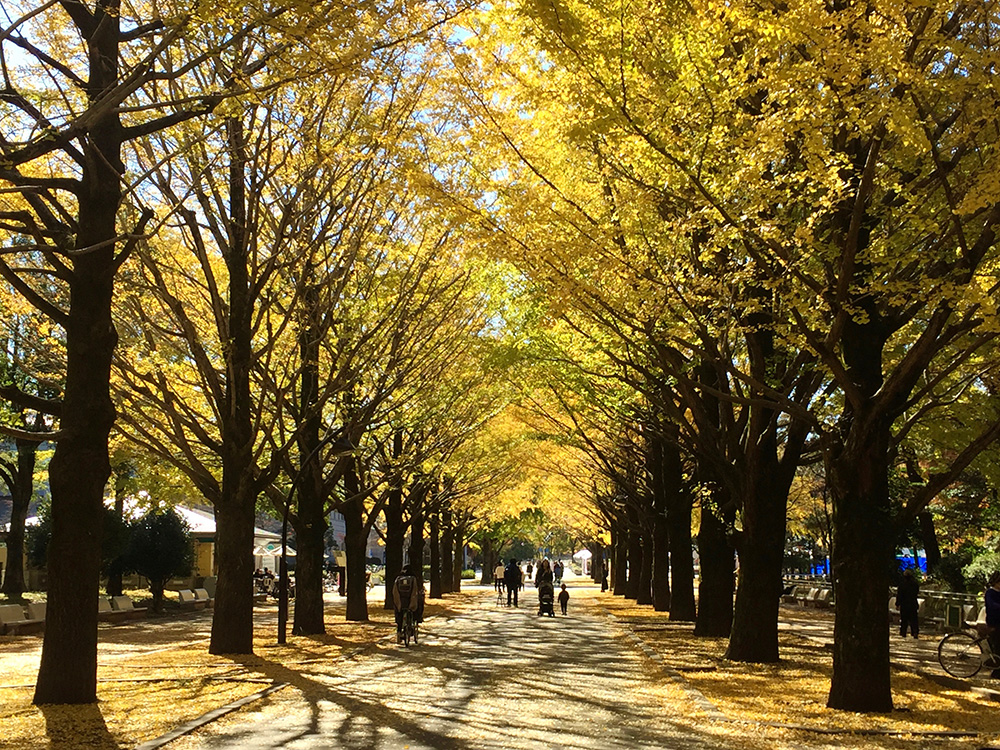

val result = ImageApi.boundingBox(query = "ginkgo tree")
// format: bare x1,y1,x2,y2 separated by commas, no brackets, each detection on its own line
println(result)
445,0,1000,714
0,0,348,703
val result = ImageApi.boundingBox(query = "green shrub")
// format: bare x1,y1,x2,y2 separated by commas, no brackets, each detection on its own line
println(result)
963,551,1000,592
461,569,475,579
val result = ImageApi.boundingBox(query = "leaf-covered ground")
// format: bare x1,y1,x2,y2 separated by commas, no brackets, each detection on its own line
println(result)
596,592,1000,749
2,586,997,749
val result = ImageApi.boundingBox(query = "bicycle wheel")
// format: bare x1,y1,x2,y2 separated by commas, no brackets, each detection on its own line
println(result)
413,620,419,645
938,632,985,678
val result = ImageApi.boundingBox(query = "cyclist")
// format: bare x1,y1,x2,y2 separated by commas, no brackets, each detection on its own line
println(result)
392,564,422,642
986,571,1000,678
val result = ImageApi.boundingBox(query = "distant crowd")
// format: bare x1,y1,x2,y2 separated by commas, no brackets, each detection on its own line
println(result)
495,558,570,615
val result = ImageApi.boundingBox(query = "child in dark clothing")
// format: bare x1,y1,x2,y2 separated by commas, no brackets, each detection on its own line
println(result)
558,583,569,615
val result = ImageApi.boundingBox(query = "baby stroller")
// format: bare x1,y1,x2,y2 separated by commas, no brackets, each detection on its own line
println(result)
538,581,555,617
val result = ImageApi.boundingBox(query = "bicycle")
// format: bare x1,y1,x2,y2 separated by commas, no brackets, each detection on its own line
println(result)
938,623,999,678
401,608,418,647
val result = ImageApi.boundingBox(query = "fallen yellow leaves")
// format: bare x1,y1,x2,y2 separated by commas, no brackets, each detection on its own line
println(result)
0,592,470,750
594,591,1000,748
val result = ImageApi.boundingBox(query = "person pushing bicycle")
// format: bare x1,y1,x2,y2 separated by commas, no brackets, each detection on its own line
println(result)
392,564,423,642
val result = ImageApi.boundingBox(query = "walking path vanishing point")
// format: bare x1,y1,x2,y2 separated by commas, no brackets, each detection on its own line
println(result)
169,585,731,750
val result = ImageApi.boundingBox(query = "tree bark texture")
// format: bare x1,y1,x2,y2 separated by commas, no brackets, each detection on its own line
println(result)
429,506,441,599
625,503,643,600
826,419,894,712
209,115,257,656
480,537,494,585
34,1,122,702
613,521,628,595
694,493,735,638
342,464,369,622
648,428,671,612
637,527,654,606
292,272,327,634
0,439,36,599
441,505,454,594
725,462,788,662
452,522,464,593
409,483,426,583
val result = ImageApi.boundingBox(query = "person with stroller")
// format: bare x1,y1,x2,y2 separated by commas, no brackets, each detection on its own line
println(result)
535,560,553,588
494,561,505,594
538,578,555,616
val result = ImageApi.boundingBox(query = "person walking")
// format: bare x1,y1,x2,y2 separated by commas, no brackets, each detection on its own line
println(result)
558,583,570,615
504,559,523,607
535,559,553,589
494,561,505,593
896,568,920,639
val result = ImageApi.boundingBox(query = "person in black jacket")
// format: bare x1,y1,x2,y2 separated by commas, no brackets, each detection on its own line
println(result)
896,568,920,639
504,559,523,607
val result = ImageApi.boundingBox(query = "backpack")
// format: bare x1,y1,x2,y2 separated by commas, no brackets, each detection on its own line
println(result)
396,575,414,599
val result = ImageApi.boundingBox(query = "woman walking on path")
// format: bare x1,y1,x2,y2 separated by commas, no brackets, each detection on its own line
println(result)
535,560,554,589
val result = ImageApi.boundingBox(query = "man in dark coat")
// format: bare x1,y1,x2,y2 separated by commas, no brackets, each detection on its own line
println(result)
896,568,920,638
504,559,522,607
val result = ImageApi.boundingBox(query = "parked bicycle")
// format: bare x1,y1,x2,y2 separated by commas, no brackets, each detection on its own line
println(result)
938,623,999,678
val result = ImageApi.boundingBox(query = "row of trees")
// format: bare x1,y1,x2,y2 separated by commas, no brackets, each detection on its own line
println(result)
0,0,551,706
440,0,1000,714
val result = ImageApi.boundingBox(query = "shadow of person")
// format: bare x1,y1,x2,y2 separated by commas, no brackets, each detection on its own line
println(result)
39,702,122,749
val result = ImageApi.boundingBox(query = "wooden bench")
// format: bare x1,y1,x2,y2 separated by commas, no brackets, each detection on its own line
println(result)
111,596,148,620
0,603,45,635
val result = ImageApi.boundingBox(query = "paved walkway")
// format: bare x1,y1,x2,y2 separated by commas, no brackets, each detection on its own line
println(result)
170,587,727,750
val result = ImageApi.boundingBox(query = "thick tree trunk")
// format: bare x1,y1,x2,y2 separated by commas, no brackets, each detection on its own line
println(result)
725,467,787,662
34,5,123,699
342,493,369,622
481,537,494,585
917,511,941,573
105,488,125,599
209,115,257,656
383,432,404,610
1,439,36,599
589,543,602,582
651,517,670,612
637,527,654,606
613,521,628,595
694,493,735,637
409,483,426,583
441,505,454,594
649,428,671,612
292,272,327,635
452,523,465,593
625,504,643,600
429,506,442,599
451,527,465,594
667,487,696,621
291,511,327,634
826,420,894,712
211,498,256,650
150,578,165,614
